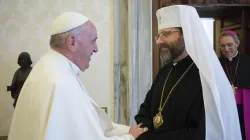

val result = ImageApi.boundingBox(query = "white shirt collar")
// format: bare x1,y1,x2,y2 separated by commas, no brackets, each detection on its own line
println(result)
228,51,238,61
172,62,177,66
68,60,81,76
49,49,81,76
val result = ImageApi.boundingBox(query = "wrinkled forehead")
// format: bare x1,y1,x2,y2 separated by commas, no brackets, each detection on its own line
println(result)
219,36,235,43
91,25,97,37
84,21,97,37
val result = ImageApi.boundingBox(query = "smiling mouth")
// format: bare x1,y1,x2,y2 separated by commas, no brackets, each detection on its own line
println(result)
225,52,232,55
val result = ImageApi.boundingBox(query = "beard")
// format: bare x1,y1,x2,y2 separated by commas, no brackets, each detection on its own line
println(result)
160,49,172,67
159,37,185,67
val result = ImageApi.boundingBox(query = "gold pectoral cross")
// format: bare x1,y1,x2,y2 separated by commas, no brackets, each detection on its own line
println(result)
153,111,164,129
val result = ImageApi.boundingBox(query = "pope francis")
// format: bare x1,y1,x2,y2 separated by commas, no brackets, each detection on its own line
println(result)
8,12,146,140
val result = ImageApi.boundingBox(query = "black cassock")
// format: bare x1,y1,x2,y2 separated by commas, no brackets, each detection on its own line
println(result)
219,53,250,89
219,53,250,140
135,56,205,140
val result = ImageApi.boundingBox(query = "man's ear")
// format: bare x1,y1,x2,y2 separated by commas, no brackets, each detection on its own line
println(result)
236,40,240,47
66,35,77,52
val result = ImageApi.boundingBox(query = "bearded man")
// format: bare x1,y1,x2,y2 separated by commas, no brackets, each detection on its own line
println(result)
134,5,241,140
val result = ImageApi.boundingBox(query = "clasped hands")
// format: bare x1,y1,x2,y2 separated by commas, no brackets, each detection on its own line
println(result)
129,123,148,139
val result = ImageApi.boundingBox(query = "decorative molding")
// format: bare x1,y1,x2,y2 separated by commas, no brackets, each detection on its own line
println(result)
113,0,153,125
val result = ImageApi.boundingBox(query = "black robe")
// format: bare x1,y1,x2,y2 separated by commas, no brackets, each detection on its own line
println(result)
135,56,205,140
219,53,250,89
219,53,250,140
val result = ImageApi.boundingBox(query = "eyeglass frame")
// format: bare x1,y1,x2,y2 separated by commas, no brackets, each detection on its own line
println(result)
155,30,180,41
155,30,180,49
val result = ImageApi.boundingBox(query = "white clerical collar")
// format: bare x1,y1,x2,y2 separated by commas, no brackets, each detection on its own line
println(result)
49,49,81,76
172,62,177,66
227,51,238,61
172,55,190,66
68,60,81,76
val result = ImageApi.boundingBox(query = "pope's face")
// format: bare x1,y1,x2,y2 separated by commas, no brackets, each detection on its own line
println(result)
71,21,98,71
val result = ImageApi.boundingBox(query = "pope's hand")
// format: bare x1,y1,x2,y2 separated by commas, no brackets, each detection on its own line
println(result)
129,123,148,139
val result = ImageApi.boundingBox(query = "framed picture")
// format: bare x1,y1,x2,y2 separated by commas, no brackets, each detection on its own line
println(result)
101,107,108,113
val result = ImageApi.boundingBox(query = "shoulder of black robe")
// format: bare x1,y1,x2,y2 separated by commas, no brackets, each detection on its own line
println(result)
218,57,224,63
135,56,205,140
136,94,205,140
237,53,250,88
218,56,227,77
219,53,250,88
135,62,173,129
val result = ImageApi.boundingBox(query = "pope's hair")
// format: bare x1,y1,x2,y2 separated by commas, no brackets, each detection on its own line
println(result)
50,25,83,48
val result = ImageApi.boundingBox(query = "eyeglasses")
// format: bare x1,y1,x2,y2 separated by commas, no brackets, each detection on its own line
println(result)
155,30,180,41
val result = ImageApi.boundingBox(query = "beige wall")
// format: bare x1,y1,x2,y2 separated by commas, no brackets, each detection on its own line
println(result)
0,0,114,136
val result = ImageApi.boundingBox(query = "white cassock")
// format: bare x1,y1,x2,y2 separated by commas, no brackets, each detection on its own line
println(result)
8,49,134,140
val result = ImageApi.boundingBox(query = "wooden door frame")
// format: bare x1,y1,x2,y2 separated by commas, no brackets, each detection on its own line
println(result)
152,0,160,79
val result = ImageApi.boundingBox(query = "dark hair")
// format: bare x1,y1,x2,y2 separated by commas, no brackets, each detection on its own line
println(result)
219,30,239,43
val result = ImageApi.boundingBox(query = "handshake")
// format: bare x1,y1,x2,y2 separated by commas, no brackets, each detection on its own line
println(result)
129,124,148,139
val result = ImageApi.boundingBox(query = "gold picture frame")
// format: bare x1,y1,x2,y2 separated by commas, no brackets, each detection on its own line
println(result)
101,107,108,113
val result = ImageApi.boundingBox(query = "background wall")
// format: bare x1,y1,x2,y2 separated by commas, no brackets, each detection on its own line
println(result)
0,0,114,136
201,18,215,47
